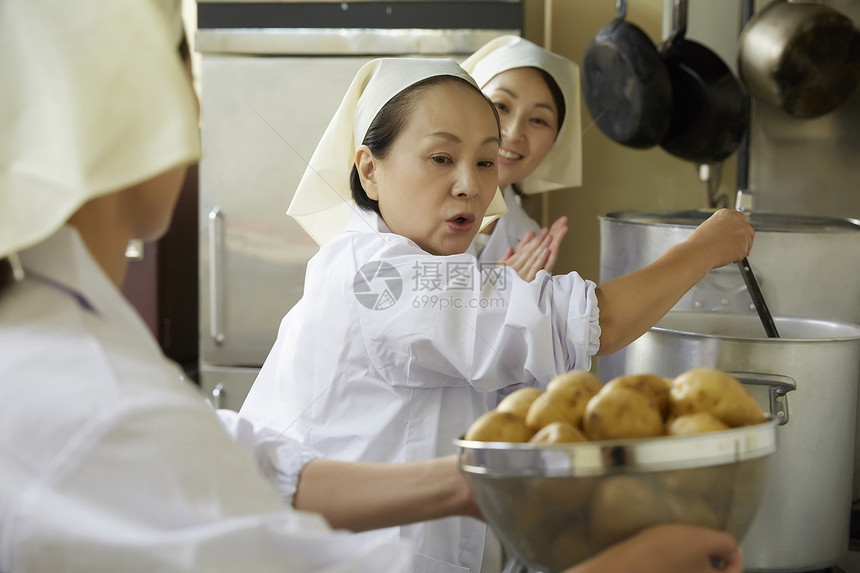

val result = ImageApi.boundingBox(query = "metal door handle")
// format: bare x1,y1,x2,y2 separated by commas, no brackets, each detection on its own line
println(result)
211,383,224,410
208,207,225,344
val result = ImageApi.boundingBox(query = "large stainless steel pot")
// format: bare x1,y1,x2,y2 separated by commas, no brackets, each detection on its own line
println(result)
597,210,860,376
626,312,860,571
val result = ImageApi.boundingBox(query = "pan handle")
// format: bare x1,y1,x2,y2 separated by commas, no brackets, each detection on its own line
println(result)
669,0,688,39
615,0,627,20
729,371,796,426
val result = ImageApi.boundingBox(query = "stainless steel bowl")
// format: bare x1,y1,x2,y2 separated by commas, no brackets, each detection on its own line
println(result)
456,418,778,573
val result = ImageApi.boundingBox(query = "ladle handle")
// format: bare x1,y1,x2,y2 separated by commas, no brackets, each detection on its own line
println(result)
737,257,780,338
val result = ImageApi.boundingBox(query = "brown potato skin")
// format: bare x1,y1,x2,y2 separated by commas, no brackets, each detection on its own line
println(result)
589,475,672,548
526,387,592,431
546,370,604,397
464,410,535,443
670,368,766,427
496,387,543,420
666,412,730,436
604,373,671,418
529,421,588,444
583,386,664,440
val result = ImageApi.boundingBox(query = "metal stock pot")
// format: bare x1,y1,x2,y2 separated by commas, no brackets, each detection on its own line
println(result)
625,312,860,571
597,210,860,380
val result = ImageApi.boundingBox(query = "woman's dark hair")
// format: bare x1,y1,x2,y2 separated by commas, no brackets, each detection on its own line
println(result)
536,68,566,137
350,75,500,215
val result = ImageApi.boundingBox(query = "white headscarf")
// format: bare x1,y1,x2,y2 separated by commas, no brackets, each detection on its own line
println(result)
462,35,583,195
0,0,201,259
287,58,508,247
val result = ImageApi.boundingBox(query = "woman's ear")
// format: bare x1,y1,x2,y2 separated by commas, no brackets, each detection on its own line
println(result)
354,145,379,201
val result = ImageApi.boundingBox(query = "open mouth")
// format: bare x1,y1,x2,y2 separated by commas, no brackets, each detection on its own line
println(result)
447,213,476,233
499,148,523,160
449,212,475,223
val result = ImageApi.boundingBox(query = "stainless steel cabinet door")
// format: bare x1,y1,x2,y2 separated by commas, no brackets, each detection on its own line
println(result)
199,56,373,367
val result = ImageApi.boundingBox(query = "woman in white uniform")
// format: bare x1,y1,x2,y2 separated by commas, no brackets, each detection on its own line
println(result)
240,57,753,573
462,36,581,278
0,3,745,572
0,2,485,571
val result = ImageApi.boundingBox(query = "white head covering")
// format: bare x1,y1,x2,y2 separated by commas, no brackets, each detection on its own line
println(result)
287,58,508,247
0,0,201,259
462,35,583,195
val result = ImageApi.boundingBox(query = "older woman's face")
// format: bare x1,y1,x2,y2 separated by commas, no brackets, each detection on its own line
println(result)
482,67,559,190
358,81,500,256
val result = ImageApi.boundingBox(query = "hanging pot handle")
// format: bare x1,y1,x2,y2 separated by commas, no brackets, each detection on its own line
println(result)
729,371,796,426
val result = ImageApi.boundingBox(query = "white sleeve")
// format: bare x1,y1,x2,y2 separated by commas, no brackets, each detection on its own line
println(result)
7,401,411,573
216,409,323,506
358,246,600,393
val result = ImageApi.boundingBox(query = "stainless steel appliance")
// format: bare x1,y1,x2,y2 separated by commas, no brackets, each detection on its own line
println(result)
626,312,860,571
196,1,522,411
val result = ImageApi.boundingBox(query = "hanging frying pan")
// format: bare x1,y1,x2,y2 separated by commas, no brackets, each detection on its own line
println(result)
582,0,673,148
738,0,860,119
658,0,746,163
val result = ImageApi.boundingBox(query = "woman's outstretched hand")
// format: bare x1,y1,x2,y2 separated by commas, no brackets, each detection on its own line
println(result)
564,524,743,573
500,215,568,281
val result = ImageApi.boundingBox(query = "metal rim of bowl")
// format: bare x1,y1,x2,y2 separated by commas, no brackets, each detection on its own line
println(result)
455,417,778,478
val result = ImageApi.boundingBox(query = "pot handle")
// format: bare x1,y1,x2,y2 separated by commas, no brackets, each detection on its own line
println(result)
729,371,797,426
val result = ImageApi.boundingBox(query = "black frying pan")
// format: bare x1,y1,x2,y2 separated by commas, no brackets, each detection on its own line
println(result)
658,0,746,163
583,0,673,149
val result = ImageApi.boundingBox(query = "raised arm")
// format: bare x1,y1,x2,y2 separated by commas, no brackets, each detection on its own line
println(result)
595,209,753,355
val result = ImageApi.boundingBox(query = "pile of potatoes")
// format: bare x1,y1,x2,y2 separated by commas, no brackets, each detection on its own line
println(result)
462,368,770,570
464,367,767,444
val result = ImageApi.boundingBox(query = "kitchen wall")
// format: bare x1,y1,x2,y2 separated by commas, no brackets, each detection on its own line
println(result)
521,0,740,283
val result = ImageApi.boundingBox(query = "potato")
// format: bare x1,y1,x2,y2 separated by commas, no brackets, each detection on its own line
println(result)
589,475,672,548
530,421,588,444
530,475,597,513
546,370,604,397
664,493,721,529
550,521,591,570
666,412,730,435
658,465,725,497
526,388,593,431
464,410,534,442
583,386,664,440
603,374,671,419
670,368,766,427
497,387,543,419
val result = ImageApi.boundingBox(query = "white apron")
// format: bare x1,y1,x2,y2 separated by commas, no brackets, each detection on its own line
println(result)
241,208,600,573
0,226,411,573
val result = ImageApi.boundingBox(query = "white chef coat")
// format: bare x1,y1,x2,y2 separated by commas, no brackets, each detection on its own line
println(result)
468,186,542,265
0,226,411,573
240,208,600,573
